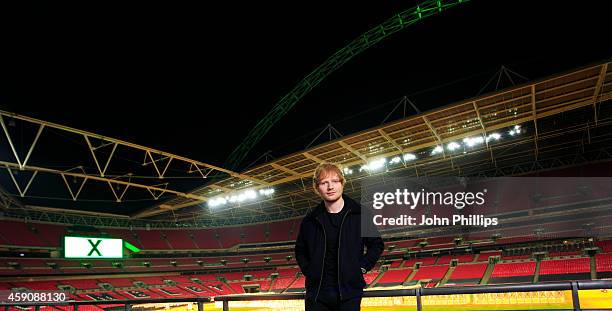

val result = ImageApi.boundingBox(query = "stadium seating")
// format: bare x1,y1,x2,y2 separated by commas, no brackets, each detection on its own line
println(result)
97,278,134,287
228,280,272,293
62,279,101,290
412,265,449,282
194,273,219,282
448,263,487,283
437,254,475,265
0,161,611,307
218,227,243,248
267,219,297,242
539,258,591,281
476,250,502,261
11,281,59,290
164,230,198,249
103,228,143,249
191,228,221,249
596,240,612,253
247,269,275,279
422,237,455,249
275,267,300,278
242,223,268,244
502,254,533,261
0,221,47,247
402,256,437,267
376,269,412,286
548,251,582,257
31,222,67,247
288,276,304,290
132,276,166,285
272,276,295,291
490,262,536,284
389,260,402,268
363,271,379,285
134,231,169,250
222,271,248,281
596,253,612,278
495,236,538,245
388,239,419,248
1,237,610,302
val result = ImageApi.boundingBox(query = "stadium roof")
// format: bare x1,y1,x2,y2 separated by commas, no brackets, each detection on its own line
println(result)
1,61,611,227
142,61,612,221
0,0,611,226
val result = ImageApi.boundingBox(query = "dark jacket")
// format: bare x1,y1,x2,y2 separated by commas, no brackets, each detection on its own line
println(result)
294,194,384,301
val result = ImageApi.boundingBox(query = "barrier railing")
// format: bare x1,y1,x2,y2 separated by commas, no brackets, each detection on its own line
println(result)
215,280,612,311
2,297,211,311
2,281,611,311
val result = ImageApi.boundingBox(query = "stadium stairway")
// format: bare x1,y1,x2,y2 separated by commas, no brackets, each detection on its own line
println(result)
366,269,386,288
281,274,302,293
272,277,295,293
222,278,238,294
403,267,419,285
533,260,542,283
161,234,174,250
438,266,456,286
479,261,496,285
268,276,277,292
590,255,597,280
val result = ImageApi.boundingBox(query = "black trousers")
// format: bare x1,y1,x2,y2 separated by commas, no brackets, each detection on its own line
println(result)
305,287,362,311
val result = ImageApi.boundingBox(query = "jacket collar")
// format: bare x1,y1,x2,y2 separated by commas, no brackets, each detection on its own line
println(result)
308,194,361,220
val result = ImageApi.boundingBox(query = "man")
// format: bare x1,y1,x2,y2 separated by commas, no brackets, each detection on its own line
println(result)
295,163,384,311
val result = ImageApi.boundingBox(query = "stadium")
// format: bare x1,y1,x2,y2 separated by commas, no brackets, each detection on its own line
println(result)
1,1,612,310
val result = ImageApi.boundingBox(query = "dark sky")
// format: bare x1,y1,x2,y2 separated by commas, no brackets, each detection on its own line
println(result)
1,0,610,171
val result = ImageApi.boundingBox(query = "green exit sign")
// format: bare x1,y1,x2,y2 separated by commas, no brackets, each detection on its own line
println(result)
64,236,124,259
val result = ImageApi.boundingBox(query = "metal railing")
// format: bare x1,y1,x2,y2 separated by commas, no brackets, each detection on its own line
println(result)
2,281,611,311
215,280,612,311
2,297,211,311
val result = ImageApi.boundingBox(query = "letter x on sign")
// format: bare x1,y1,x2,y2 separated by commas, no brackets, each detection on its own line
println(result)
87,239,102,256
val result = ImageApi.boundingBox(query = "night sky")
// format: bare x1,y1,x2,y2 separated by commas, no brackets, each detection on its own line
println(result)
1,0,610,171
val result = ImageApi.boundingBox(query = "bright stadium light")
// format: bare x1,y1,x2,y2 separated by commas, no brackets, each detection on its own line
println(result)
258,188,275,196
208,197,227,208
431,145,443,155
209,188,274,208
368,158,387,171
360,158,387,172
228,195,238,203
403,153,416,161
447,142,461,151
389,156,402,165
486,132,501,142
229,190,257,203
343,167,353,175
463,136,484,147
509,125,522,136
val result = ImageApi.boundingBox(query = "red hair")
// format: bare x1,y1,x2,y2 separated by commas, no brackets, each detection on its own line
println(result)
312,162,345,193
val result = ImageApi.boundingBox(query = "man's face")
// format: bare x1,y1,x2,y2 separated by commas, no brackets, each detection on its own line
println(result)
316,171,343,202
